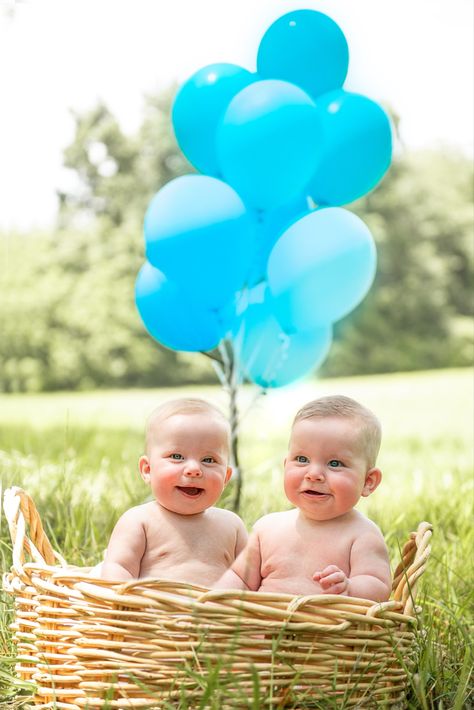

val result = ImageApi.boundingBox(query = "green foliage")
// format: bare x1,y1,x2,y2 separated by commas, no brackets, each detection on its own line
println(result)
0,89,221,393
1,87,472,391
322,151,474,376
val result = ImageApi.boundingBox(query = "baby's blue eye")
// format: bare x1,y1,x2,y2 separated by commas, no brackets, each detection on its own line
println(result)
296,455,309,463
170,453,183,460
328,459,343,468
202,456,215,464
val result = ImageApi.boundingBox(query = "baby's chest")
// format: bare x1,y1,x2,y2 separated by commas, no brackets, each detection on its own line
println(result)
262,531,353,577
145,518,235,562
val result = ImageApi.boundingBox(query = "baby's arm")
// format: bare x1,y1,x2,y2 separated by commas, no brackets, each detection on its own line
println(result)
314,531,391,602
214,528,262,591
346,531,391,600
234,516,249,558
101,508,146,581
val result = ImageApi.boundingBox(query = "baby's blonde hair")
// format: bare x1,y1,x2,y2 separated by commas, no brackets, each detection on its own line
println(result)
145,398,231,453
293,395,382,468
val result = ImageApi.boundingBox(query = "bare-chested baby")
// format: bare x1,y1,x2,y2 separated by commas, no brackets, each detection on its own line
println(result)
100,398,248,585
215,395,391,602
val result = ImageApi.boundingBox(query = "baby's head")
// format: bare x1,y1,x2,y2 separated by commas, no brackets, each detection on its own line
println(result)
139,398,232,515
284,395,382,521
293,395,382,467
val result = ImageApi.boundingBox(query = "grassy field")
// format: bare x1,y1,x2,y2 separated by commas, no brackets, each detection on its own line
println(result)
0,368,472,707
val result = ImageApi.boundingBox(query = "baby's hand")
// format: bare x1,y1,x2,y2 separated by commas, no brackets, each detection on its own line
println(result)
313,565,349,595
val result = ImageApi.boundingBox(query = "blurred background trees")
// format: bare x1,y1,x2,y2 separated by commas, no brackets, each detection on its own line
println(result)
1,89,472,392
323,151,473,376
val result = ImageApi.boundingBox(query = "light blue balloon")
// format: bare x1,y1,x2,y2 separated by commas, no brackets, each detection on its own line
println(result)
308,90,393,206
234,285,332,388
267,207,377,332
257,10,349,99
247,195,309,287
144,175,256,309
135,262,229,352
171,63,257,175
217,80,323,210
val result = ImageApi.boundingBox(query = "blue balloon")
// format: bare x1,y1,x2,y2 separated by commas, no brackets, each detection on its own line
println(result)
267,207,377,332
171,63,257,175
247,195,309,287
217,80,323,210
234,285,332,388
308,90,393,206
257,10,349,99
144,175,256,309
135,262,229,352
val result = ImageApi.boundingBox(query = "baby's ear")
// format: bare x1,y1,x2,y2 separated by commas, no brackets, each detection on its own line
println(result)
361,467,382,497
224,467,233,485
138,455,151,483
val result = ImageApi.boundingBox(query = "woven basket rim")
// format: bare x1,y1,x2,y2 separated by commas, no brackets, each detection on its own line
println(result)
3,486,433,618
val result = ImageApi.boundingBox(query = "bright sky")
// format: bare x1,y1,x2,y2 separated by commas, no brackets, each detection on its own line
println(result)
0,0,472,230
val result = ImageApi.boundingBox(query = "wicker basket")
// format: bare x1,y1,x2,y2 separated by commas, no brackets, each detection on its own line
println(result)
3,486,432,709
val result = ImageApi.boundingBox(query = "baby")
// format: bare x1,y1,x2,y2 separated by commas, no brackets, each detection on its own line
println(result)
100,398,248,585
215,395,391,601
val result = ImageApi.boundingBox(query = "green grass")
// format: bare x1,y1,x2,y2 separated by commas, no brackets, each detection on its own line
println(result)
0,368,473,707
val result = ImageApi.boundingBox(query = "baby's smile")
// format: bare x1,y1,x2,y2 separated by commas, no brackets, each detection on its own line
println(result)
176,486,204,497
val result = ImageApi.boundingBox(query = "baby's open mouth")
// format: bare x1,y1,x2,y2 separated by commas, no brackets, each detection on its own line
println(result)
176,486,203,497
303,490,329,496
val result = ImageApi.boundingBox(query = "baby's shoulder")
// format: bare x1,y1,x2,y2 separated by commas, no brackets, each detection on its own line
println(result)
352,510,385,539
209,507,246,529
118,501,155,525
110,504,151,538
253,509,296,532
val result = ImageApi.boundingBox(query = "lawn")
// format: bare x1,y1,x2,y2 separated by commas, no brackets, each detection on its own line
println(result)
0,367,472,707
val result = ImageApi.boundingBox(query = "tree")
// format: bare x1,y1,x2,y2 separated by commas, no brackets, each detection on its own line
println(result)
2,89,472,394
58,89,191,230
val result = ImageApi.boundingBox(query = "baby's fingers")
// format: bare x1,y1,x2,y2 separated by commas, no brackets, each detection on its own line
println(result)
321,580,348,595
320,570,344,587
313,565,341,582
319,570,348,594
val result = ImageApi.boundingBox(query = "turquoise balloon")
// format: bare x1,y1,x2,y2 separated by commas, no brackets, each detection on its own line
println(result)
257,10,348,99
144,175,255,309
234,285,332,388
308,90,393,206
267,207,377,332
217,80,323,210
135,262,228,352
171,63,257,175
247,195,309,287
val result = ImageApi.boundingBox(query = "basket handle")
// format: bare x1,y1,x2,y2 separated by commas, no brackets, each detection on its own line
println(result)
3,486,65,581
391,521,433,616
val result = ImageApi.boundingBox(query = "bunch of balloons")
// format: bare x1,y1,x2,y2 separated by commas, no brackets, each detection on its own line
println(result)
135,9,392,388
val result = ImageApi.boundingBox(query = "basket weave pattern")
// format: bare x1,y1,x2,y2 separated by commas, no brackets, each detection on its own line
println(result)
3,487,432,709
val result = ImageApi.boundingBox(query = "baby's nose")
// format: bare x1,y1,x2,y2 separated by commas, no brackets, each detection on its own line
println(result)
305,465,325,480
184,460,203,477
